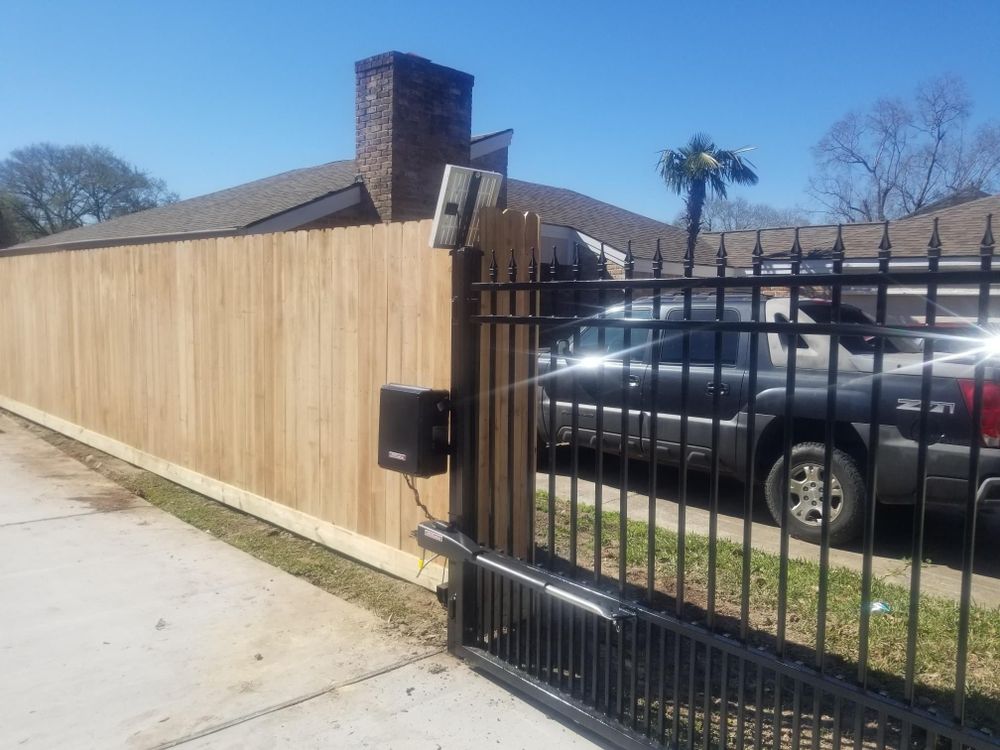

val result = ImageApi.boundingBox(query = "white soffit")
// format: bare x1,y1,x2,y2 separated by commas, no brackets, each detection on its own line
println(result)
470,130,513,160
246,185,363,234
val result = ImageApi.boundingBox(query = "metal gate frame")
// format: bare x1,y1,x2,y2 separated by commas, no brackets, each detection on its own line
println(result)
436,217,1000,749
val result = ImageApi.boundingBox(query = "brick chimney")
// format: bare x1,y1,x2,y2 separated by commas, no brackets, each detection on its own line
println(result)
355,52,474,222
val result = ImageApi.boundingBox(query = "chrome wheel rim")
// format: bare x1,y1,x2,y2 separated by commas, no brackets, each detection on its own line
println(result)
788,462,843,527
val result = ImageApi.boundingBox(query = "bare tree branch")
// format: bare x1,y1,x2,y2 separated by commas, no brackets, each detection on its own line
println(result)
675,196,810,231
808,74,1000,221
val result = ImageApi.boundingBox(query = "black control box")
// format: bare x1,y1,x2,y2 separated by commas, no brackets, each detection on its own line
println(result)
377,384,450,477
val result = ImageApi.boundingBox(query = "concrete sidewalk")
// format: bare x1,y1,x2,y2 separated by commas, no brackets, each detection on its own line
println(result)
0,414,597,750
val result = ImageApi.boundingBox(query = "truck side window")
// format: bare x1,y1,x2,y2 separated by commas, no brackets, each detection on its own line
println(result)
774,313,809,349
661,309,739,365
797,302,903,354
576,319,651,362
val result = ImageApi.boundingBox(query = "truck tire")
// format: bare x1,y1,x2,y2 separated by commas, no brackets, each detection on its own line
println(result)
764,442,865,545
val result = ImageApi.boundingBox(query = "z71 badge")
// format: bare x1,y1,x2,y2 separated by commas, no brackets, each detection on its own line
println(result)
896,398,955,414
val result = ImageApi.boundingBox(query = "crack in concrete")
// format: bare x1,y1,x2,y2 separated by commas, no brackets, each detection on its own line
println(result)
148,648,446,749
0,505,153,528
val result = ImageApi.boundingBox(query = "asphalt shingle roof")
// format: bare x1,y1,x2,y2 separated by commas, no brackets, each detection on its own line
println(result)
9,154,699,266
505,179,712,266
703,194,1000,268
11,160,360,250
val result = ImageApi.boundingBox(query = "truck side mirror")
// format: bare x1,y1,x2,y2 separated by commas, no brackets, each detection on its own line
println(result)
556,339,569,356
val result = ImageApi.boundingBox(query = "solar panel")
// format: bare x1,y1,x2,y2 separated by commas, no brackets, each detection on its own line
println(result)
429,165,503,249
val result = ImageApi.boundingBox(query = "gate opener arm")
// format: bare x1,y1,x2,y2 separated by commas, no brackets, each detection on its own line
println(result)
416,521,634,625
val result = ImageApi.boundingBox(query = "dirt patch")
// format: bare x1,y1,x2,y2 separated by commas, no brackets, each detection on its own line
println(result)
67,489,139,513
3,410,447,648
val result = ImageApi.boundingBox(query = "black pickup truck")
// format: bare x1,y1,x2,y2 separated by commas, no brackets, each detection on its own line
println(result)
538,294,1000,544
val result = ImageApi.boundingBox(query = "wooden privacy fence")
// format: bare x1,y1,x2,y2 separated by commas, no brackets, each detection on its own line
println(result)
0,221,452,587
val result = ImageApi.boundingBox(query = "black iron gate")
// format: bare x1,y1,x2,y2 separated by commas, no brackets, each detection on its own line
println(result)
435,217,1000,749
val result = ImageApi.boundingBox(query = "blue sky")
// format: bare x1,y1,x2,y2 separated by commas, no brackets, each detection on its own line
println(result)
2,0,998,224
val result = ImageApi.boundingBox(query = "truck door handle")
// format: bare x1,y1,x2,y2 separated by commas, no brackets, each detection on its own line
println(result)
705,382,729,396
628,375,640,388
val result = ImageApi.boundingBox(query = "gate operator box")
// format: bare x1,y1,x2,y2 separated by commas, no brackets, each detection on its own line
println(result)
378,384,450,477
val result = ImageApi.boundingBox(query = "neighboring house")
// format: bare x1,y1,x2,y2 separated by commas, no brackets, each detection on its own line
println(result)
704,192,1000,323
6,52,714,277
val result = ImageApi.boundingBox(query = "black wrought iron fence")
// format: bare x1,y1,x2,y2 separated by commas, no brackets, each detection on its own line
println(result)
448,215,1000,749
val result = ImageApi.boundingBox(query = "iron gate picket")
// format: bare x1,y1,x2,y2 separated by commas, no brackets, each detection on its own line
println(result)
439,216,1000,749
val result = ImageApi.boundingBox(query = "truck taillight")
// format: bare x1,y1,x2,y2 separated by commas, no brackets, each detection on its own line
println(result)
959,379,1000,448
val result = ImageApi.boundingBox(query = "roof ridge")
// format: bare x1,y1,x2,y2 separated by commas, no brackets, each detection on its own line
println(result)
704,193,1000,237
704,220,886,234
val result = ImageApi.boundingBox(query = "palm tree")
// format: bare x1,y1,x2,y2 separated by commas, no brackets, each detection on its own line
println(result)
658,134,759,258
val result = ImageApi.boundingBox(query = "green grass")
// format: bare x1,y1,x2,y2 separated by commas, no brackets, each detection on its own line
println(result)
536,491,1000,731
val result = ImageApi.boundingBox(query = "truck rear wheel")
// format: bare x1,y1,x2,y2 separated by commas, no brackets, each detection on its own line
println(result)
764,442,865,545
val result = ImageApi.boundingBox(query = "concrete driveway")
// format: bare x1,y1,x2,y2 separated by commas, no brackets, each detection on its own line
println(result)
540,447,1000,607
0,415,598,750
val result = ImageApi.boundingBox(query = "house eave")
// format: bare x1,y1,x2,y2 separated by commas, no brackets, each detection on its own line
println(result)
0,227,243,257
470,129,513,160
243,184,363,234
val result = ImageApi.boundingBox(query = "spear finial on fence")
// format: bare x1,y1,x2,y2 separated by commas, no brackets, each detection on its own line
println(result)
790,226,803,265
598,242,608,276
507,248,517,281
489,249,498,282
982,214,995,257
624,240,635,279
652,239,663,279
528,247,538,281
751,230,764,275
878,220,892,261
928,217,942,258
572,242,581,279
716,232,728,273
832,224,845,262
550,245,560,280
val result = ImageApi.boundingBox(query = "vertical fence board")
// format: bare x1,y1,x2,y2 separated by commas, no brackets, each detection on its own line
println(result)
298,230,322,519
357,223,387,542
383,221,405,550
317,229,336,528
